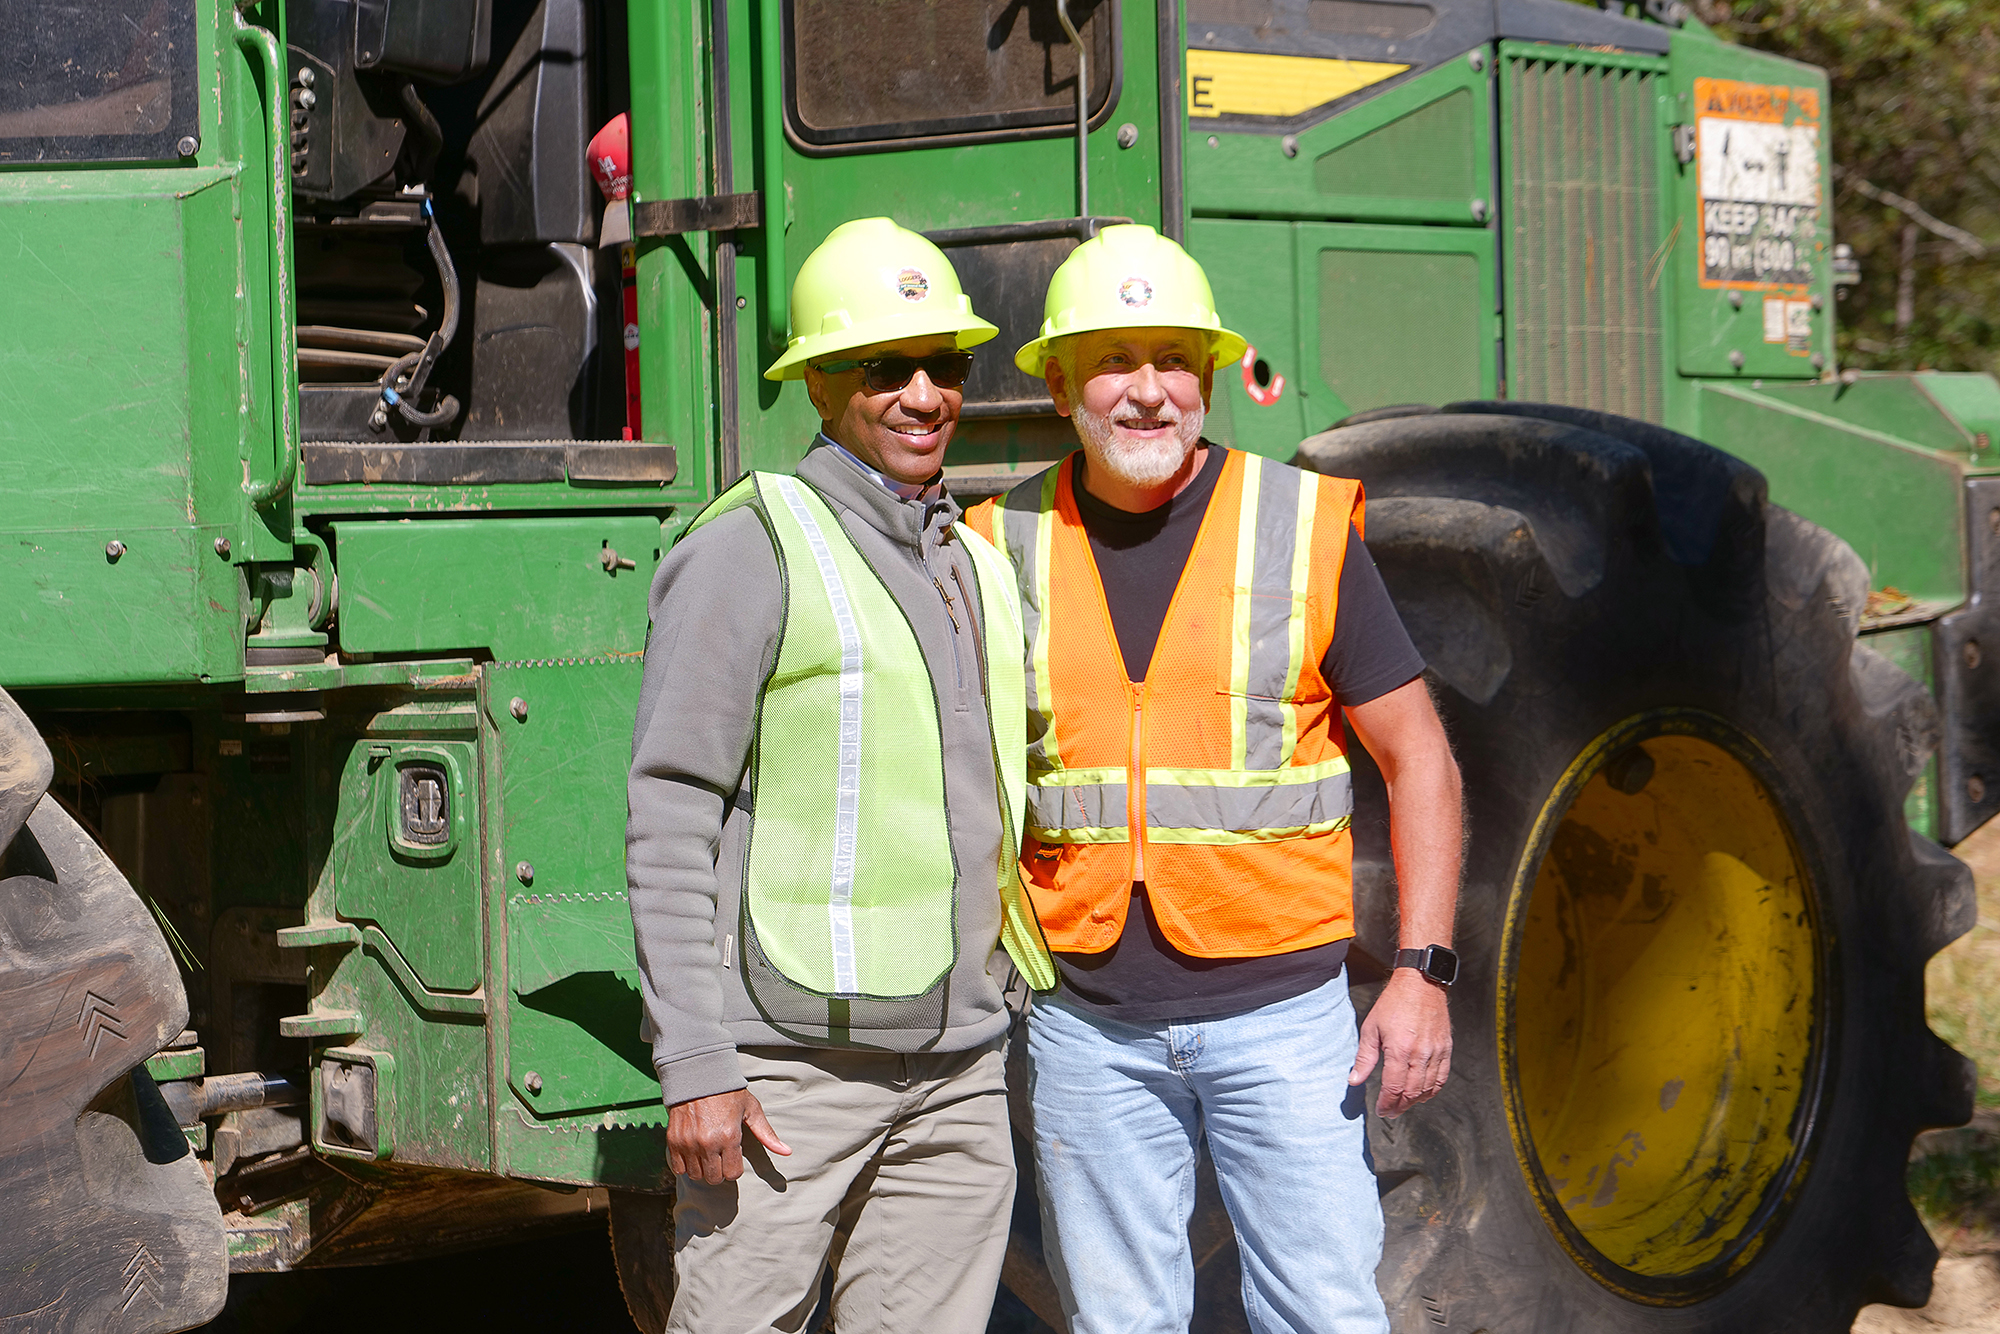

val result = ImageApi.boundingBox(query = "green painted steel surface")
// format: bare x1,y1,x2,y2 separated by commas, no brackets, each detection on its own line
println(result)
333,741,482,994
1698,382,1968,605
0,524,243,686
1498,44,1668,423
331,516,662,661
1192,218,1308,458
1189,56,1492,226
1300,221,1499,424
489,659,662,1137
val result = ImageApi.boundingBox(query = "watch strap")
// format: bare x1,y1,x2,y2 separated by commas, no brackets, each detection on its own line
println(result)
1393,945,1458,986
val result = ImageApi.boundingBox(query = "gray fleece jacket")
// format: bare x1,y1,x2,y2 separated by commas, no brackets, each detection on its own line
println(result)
626,441,1013,1107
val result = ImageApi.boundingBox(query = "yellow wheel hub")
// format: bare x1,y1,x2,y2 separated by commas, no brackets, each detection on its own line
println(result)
1505,715,1819,1298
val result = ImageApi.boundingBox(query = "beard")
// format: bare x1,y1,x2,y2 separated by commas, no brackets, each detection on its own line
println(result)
1073,399,1206,489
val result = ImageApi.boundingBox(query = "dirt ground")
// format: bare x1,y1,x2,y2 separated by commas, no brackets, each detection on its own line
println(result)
1852,821,2000,1333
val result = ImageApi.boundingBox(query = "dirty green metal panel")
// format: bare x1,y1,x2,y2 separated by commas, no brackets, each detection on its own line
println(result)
1698,382,1967,606
488,659,660,1138
627,0,720,501
333,740,482,994
1864,624,1943,840
1295,221,1497,421
286,691,492,1174
331,516,661,660
1910,374,2000,460
1189,218,1306,458
507,893,658,1117
0,524,243,686
1498,42,1668,423
0,172,228,532
300,940,491,1172
1189,55,1492,226
1667,29,1832,381
496,1107,669,1190
1753,374,2000,465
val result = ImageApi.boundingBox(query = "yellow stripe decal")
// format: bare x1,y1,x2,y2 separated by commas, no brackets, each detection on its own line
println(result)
1147,818,1353,846
1187,49,1409,120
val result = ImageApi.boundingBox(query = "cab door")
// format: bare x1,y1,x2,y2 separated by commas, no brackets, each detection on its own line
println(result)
629,0,1175,492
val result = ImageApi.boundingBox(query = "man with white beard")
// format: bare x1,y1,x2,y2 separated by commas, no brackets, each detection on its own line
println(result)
966,225,1463,1334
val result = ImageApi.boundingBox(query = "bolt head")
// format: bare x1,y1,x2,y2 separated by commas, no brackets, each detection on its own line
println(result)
1971,775,1988,804
296,88,317,110
1965,639,1983,670
515,861,535,885
104,539,126,560
1280,134,1298,159
1728,349,1746,371
176,135,200,158
214,536,232,558
297,67,316,88
1116,122,1139,149
1468,49,1485,71
509,696,529,722
524,1071,543,1094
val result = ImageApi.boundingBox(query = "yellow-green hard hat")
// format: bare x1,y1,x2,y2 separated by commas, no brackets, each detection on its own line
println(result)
765,217,999,381
1014,223,1248,375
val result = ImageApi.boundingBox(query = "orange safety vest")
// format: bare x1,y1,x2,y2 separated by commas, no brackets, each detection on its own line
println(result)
967,447,1365,959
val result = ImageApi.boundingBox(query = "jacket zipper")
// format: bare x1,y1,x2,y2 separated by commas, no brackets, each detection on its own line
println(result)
926,528,969,708
1130,689,1146,884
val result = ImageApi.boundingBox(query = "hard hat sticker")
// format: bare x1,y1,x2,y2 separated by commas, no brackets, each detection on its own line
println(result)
1118,276,1155,308
895,268,930,302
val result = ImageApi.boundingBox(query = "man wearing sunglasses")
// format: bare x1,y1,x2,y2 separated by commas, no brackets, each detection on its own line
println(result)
968,225,1462,1333
626,216,1054,1334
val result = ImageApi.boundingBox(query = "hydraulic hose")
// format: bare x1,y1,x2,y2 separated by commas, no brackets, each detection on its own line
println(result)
373,201,463,431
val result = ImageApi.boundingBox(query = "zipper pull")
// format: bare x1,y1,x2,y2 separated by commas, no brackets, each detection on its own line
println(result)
934,576,962,633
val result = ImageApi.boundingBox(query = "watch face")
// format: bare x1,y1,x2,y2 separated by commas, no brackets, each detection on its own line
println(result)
1423,946,1460,987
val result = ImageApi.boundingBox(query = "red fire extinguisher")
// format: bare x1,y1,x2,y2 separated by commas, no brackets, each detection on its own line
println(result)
589,114,642,441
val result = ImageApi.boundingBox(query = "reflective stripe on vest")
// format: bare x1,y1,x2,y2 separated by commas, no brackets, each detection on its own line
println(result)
681,471,1055,999
992,453,1349,847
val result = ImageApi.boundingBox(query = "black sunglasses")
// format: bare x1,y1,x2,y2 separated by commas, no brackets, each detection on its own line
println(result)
812,351,975,393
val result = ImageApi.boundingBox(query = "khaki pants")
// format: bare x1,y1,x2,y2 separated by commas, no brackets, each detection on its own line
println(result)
667,1040,1014,1334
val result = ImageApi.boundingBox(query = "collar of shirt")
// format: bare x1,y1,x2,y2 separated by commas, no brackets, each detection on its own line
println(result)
819,434,944,504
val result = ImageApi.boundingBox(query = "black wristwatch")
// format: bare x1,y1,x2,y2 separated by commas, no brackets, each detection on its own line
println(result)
1393,944,1459,988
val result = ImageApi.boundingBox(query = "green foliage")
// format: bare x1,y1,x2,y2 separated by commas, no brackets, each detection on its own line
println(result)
1691,0,2000,374
1908,1127,2000,1237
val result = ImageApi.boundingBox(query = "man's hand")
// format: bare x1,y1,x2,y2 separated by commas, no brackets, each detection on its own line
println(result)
667,1088,792,1184
1348,968,1452,1118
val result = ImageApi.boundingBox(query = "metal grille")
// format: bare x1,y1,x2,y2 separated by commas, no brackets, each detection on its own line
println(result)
1504,53,1664,422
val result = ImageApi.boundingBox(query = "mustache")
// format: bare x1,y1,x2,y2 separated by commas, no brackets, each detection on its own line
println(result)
1110,404,1181,423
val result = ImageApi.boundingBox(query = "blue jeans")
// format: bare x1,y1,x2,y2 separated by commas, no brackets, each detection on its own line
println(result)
1026,973,1387,1334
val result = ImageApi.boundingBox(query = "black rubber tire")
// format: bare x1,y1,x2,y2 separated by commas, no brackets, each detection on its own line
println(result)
1287,401,1979,1332
0,688,228,1333
608,1188,676,1334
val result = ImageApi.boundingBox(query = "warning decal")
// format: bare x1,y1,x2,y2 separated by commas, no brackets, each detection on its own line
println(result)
1695,78,1822,289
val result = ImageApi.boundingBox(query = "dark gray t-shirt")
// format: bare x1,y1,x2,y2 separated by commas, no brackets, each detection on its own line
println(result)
1054,445,1425,1022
